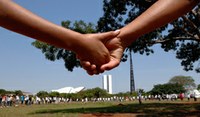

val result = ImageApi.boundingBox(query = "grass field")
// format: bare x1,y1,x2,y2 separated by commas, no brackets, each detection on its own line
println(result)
0,100,200,117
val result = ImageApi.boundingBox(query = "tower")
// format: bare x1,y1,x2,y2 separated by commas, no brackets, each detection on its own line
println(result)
130,50,135,94
102,75,112,94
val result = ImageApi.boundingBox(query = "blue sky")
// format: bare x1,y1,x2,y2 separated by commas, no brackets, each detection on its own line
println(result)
0,0,199,94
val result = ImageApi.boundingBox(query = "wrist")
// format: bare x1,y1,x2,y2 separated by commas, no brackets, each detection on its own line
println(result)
56,27,85,53
118,32,139,49
69,33,87,55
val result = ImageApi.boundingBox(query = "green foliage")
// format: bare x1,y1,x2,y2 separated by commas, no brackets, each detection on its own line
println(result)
168,75,196,89
32,20,97,71
98,0,200,72
197,84,200,90
0,89,6,95
150,83,185,95
138,89,145,94
77,87,109,99
33,87,109,100
114,91,138,97
14,90,23,95
66,93,79,101
0,89,23,96
49,91,60,97
59,93,67,98
36,91,49,98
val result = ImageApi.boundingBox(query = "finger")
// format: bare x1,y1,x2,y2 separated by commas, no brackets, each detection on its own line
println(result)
80,60,98,71
91,64,97,70
98,69,105,74
97,66,105,73
80,61,91,69
80,62,99,75
98,30,120,41
87,70,94,76
100,59,120,71
94,70,99,75
87,69,99,76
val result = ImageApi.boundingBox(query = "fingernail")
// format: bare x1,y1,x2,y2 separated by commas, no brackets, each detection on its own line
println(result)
114,30,120,34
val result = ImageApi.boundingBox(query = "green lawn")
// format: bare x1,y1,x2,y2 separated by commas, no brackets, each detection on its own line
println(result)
0,100,200,117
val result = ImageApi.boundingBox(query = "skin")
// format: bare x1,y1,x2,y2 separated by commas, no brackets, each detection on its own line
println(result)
0,0,120,75
82,0,200,75
81,34,123,75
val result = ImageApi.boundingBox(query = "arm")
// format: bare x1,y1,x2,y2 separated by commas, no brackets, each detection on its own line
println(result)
119,0,199,47
0,0,120,73
0,0,80,50
101,0,199,71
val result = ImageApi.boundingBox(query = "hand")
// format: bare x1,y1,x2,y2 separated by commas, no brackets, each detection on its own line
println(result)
101,36,125,71
76,30,120,75
80,30,126,75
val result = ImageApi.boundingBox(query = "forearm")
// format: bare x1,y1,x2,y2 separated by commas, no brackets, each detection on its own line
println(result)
0,0,82,51
119,0,199,48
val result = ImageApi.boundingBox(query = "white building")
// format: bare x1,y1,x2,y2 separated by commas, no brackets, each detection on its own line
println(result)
102,75,112,94
51,87,85,94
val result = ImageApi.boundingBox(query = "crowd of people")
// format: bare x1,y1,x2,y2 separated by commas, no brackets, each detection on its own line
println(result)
0,94,33,107
0,92,198,108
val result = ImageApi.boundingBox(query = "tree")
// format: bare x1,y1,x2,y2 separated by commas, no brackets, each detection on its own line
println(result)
49,91,60,97
66,93,75,100
36,91,49,98
197,84,200,90
80,87,109,98
97,0,200,73
32,20,97,71
150,83,185,95
0,89,6,95
138,89,145,94
92,87,109,98
168,75,196,89
14,90,23,96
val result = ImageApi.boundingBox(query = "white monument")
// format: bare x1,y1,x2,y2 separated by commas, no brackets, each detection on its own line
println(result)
103,75,112,94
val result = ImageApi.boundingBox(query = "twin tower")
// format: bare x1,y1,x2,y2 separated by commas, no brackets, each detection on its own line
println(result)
102,75,112,94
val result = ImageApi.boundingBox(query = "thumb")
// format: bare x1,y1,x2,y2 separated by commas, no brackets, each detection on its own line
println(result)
100,59,120,71
98,30,120,41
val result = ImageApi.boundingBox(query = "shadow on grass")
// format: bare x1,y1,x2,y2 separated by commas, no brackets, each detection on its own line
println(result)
31,103,200,117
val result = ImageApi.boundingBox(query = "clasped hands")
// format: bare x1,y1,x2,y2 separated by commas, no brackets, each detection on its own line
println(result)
76,30,126,75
